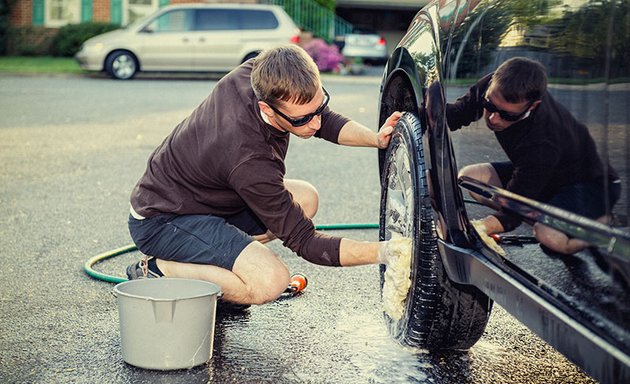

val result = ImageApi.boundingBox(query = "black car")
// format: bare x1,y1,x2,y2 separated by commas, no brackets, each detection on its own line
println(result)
377,1,629,383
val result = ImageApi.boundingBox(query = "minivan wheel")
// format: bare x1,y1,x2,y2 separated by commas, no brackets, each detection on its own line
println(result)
379,112,492,350
241,52,260,63
105,51,138,80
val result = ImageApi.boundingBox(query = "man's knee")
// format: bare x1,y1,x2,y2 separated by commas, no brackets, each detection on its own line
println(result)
241,265,289,305
534,223,579,254
234,243,290,304
285,179,319,219
459,163,497,184
249,266,290,304
459,163,503,208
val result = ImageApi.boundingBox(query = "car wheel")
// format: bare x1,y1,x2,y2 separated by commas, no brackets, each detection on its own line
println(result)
379,112,491,350
105,51,138,80
241,52,260,63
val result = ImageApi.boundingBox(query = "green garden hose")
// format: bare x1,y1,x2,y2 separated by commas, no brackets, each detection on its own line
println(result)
83,223,380,284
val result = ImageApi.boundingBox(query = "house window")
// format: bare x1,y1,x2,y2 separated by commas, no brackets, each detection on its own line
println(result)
123,0,159,26
45,0,81,27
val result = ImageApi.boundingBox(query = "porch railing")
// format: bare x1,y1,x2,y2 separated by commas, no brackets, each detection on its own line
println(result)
262,0,354,42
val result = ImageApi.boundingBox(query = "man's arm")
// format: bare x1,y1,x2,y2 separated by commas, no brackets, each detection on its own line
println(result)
339,238,381,266
337,111,402,148
446,74,492,131
339,237,413,267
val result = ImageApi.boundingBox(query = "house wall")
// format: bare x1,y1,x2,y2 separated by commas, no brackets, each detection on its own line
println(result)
92,0,111,22
9,0,33,27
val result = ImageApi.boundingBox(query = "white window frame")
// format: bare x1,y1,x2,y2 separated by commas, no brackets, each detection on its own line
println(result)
44,0,81,28
122,0,159,26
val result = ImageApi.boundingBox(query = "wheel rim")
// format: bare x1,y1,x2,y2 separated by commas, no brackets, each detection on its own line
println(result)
112,55,135,79
382,133,415,333
385,141,414,240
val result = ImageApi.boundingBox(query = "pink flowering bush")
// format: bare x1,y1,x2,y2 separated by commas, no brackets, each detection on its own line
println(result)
301,38,344,72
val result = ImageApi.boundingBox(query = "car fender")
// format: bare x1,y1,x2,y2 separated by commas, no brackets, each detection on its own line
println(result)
379,12,473,248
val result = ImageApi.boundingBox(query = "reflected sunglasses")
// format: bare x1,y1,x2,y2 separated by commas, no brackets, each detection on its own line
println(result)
482,98,532,122
267,88,330,127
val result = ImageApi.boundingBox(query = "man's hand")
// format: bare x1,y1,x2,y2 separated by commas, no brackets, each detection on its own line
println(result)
471,217,506,256
376,111,402,149
478,215,504,234
337,111,402,148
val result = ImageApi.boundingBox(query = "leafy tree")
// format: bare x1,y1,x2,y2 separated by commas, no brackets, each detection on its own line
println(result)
548,0,630,78
446,0,629,80
447,2,513,78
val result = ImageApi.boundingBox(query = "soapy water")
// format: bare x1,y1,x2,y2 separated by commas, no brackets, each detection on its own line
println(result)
381,234,413,320
335,312,432,383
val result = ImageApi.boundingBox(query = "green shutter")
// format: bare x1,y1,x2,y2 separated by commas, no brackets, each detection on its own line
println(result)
159,0,170,7
81,0,92,22
111,0,122,25
32,0,44,26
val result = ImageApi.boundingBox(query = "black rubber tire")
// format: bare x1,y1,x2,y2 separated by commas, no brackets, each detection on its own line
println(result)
241,52,260,63
105,50,138,80
379,112,492,350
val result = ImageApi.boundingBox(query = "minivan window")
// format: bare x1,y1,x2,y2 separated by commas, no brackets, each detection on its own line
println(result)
239,10,279,30
194,9,279,31
195,9,239,30
145,9,192,32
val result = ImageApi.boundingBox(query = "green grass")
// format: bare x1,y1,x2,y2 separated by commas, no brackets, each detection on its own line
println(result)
0,56,85,74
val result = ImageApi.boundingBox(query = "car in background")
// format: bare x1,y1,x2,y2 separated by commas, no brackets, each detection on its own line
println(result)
75,3,300,79
341,26,387,65
377,0,629,383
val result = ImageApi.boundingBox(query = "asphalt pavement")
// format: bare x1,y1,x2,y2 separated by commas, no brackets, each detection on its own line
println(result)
0,72,596,383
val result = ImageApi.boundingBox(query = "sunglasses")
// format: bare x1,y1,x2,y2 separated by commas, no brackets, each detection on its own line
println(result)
482,98,532,122
267,88,330,127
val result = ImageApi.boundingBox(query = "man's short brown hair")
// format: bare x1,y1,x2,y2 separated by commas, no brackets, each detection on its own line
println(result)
489,57,547,103
251,45,320,108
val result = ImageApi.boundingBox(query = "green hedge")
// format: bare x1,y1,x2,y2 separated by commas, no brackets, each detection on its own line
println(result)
0,0,13,55
51,22,119,57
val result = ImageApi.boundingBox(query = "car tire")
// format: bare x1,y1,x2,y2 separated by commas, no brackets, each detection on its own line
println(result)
379,112,492,350
105,51,138,80
241,52,260,63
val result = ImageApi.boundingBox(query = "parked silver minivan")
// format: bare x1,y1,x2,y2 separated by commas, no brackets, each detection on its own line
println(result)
75,3,300,79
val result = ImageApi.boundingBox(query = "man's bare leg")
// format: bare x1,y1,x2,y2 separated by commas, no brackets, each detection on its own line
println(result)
252,178,319,243
154,178,319,304
458,163,503,210
156,242,289,304
284,178,319,218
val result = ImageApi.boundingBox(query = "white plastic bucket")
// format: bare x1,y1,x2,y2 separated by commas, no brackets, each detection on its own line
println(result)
113,278,222,370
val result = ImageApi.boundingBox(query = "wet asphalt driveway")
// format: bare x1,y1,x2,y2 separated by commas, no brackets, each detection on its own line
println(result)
0,73,595,383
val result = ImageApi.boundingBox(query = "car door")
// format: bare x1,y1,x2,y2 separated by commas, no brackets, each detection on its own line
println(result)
135,8,195,71
191,8,244,71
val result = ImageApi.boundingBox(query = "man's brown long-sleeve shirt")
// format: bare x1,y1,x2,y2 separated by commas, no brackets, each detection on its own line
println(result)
130,60,350,266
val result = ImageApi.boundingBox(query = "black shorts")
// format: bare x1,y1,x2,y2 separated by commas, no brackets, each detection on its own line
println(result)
490,161,621,219
128,207,267,271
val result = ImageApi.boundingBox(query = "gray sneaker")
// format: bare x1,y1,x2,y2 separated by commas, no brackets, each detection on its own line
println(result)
126,257,161,280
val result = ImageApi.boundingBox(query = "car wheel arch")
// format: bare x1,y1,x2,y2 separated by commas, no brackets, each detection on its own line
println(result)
379,49,432,180
379,48,433,127
241,51,261,63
